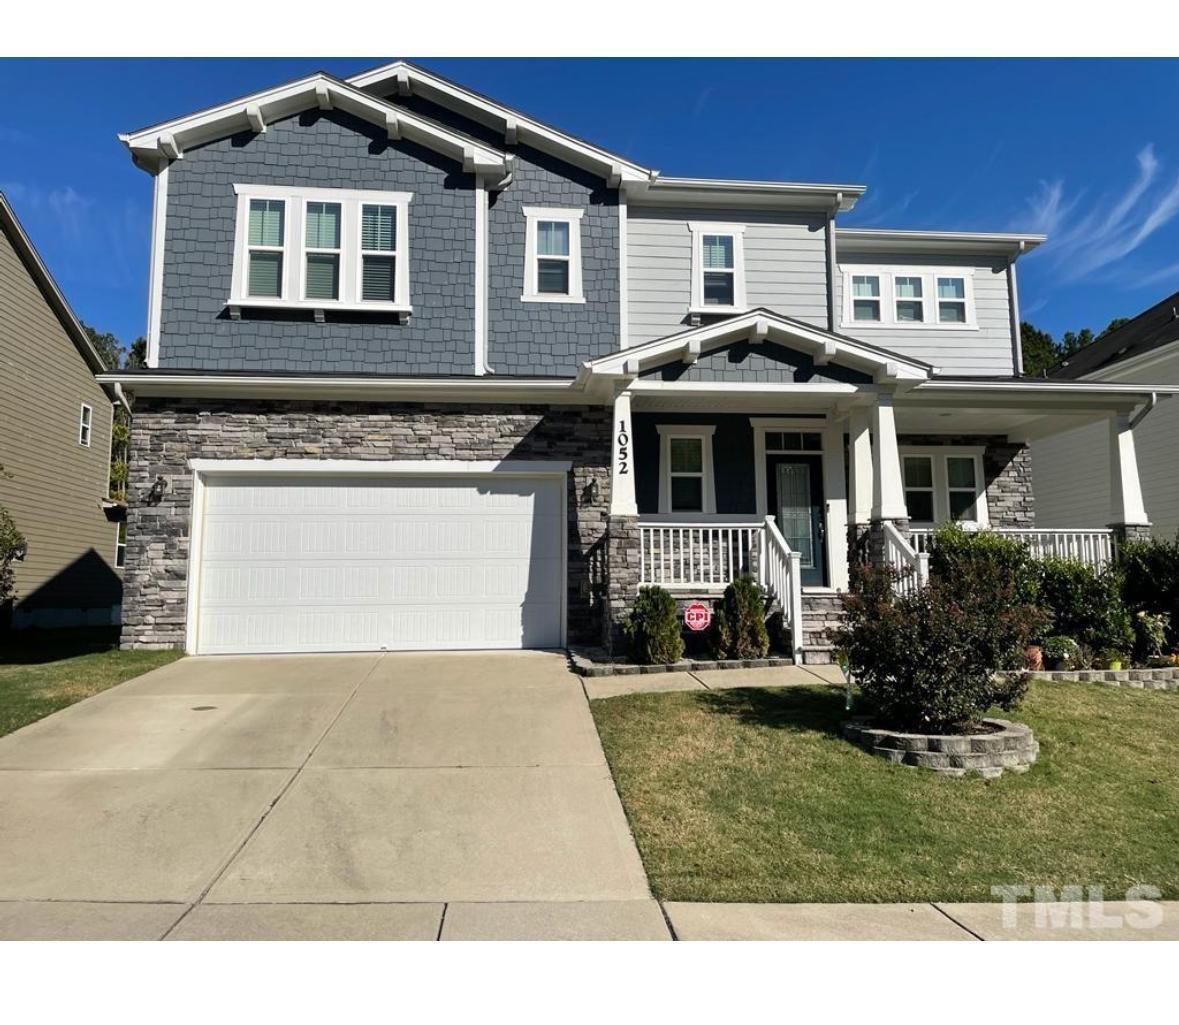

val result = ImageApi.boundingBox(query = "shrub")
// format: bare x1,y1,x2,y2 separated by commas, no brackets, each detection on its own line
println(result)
709,577,770,660
0,505,26,607
927,522,1040,606
1133,610,1169,660
1042,635,1080,667
1120,535,1179,648
1034,557,1133,654
622,586,684,665
830,561,1048,733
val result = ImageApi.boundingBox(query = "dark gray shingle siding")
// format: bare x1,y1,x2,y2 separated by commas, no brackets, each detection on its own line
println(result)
639,341,873,384
160,110,476,374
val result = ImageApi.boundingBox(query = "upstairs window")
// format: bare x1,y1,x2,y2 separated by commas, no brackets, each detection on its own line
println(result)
78,404,93,447
841,267,976,329
231,185,412,312
521,207,584,303
690,223,746,313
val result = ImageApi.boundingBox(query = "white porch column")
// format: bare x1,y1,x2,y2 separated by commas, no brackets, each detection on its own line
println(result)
610,387,638,516
1108,412,1149,526
847,407,874,528
822,421,849,591
870,392,908,521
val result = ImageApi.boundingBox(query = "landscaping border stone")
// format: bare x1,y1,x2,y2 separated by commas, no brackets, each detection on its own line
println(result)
1004,667,1179,691
567,646,797,678
841,717,1038,779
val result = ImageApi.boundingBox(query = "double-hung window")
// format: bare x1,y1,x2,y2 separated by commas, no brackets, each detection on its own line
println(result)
231,185,412,311
690,223,746,313
78,404,92,447
521,207,584,302
900,448,988,526
656,426,717,515
841,267,976,328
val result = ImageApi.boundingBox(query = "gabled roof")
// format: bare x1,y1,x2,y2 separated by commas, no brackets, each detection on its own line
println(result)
119,72,509,175
580,309,933,385
0,192,112,387
348,60,654,185
837,228,1045,258
1049,289,1179,380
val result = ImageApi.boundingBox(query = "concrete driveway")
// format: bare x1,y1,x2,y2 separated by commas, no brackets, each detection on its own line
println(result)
0,651,663,940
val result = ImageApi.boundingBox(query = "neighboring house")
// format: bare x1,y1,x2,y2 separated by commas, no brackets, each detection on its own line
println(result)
101,61,1177,661
0,193,123,629
1033,291,1179,539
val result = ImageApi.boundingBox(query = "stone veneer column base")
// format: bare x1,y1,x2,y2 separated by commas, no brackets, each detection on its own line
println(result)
866,518,910,568
1111,523,1153,545
603,515,641,655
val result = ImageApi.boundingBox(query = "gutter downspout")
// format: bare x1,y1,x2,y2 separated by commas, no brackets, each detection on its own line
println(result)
825,193,842,333
1007,240,1026,376
1130,391,1160,429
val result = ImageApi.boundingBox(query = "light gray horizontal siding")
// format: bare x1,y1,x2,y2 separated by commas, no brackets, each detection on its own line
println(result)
627,207,829,345
834,252,1015,376
1032,351,1179,537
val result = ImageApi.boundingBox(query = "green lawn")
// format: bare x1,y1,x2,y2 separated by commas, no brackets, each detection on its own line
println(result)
0,629,183,737
591,680,1179,903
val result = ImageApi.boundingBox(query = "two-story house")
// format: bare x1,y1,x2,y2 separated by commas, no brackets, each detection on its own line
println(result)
103,61,1177,661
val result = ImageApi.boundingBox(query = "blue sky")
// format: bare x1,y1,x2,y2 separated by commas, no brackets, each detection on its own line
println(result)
3,57,1179,348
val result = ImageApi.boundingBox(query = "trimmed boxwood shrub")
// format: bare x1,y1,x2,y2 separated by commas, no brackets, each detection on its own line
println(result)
1033,556,1133,655
622,586,684,665
927,522,1040,606
709,577,770,661
831,560,1048,734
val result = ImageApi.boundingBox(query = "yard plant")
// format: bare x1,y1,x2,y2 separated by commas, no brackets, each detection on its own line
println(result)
709,577,770,661
622,586,684,665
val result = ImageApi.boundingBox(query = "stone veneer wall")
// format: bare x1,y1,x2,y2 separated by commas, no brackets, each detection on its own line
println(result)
899,434,1034,529
603,516,641,653
121,398,611,650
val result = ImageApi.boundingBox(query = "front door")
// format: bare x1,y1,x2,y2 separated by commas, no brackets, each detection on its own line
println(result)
767,455,826,587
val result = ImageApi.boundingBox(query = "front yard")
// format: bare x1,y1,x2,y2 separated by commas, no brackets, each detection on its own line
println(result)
0,629,183,737
591,680,1179,903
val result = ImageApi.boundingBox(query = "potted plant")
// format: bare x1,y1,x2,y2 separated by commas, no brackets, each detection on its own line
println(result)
1042,635,1080,671
1098,649,1126,671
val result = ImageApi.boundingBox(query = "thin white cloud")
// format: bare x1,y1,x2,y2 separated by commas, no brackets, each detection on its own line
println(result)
1014,145,1179,283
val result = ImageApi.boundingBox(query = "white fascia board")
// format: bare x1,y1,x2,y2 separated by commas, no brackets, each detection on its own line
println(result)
97,372,590,404
120,75,507,175
585,311,930,382
188,458,572,476
348,62,651,184
836,228,1046,257
913,380,1179,397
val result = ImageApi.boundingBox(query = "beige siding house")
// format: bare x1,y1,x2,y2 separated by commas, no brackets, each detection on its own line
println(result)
0,193,122,628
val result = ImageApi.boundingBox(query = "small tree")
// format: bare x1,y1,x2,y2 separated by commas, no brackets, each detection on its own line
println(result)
622,586,684,665
709,577,770,660
0,505,27,608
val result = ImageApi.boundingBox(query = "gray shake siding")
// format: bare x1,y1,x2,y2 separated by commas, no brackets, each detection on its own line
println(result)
160,110,477,374
834,252,1016,376
627,207,830,345
639,340,872,384
120,400,611,649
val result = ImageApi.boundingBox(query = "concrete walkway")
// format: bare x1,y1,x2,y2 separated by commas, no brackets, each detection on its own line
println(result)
581,661,842,700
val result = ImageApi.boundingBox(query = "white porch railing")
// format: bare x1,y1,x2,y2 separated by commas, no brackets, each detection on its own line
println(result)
910,527,1116,570
637,516,804,661
882,520,930,597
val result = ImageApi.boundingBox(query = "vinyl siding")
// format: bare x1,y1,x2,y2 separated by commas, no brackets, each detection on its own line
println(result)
1032,350,1179,537
0,223,120,614
627,207,829,345
834,252,1016,376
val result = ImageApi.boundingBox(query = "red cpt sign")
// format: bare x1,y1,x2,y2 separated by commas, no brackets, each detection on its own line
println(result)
683,602,712,632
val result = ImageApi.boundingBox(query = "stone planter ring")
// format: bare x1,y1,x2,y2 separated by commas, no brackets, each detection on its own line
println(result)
841,717,1038,778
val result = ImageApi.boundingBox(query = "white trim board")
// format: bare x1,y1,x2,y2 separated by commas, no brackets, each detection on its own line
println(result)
520,206,585,304
145,161,168,368
655,424,717,515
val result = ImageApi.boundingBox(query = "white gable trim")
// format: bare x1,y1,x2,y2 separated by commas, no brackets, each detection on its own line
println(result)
120,74,508,176
581,310,932,384
349,61,652,185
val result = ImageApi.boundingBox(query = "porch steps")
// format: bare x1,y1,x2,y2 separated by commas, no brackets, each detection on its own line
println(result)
799,594,846,666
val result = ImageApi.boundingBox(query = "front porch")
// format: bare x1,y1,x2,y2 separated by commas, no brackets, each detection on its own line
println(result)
588,310,1170,661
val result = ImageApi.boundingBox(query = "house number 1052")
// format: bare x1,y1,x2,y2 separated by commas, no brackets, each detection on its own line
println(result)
616,419,630,475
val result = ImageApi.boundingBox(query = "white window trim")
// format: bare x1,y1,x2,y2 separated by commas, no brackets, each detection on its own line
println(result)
899,446,989,526
78,403,93,447
656,425,717,515
689,222,747,314
115,521,127,569
841,266,977,330
229,184,413,314
521,206,585,303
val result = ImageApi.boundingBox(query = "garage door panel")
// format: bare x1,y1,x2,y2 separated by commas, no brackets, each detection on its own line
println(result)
195,473,565,654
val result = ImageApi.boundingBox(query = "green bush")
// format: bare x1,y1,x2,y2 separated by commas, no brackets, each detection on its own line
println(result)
622,586,685,665
709,577,770,660
1034,557,1133,654
1042,635,1080,667
831,560,1048,733
1120,534,1179,649
0,505,26,607
927,523,1040,605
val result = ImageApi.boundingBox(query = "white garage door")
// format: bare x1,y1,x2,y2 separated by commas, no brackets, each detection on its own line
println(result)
192,473,565,655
